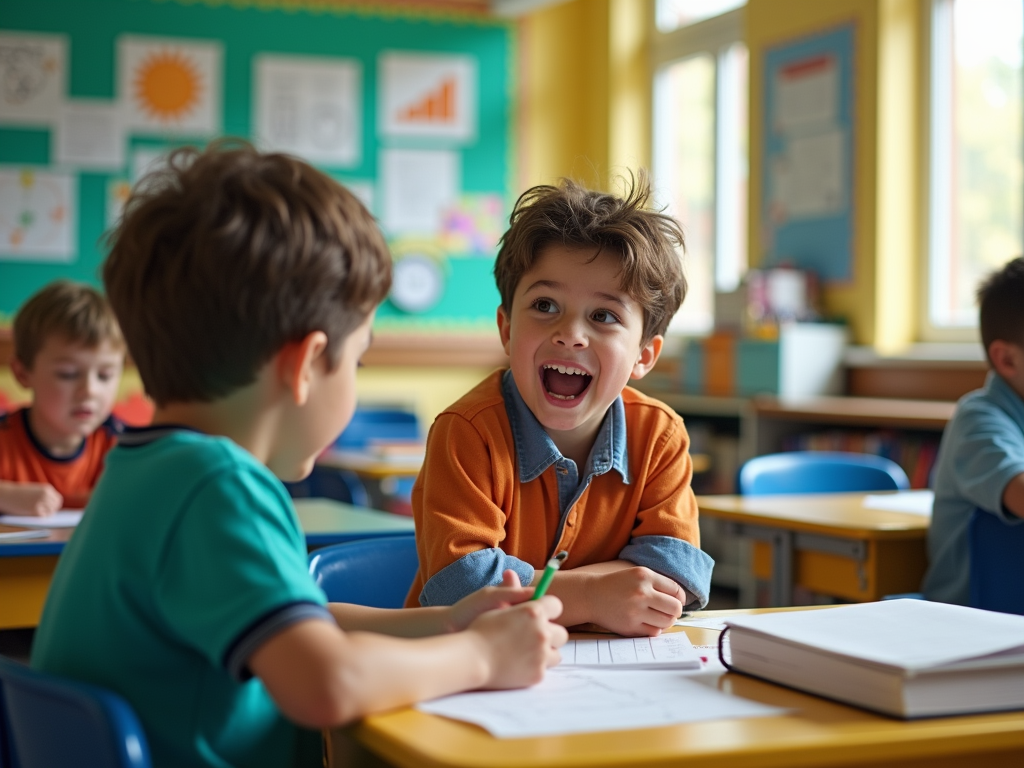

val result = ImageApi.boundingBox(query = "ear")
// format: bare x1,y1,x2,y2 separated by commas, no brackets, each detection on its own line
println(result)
11,357,31,389
630,335,664,380
989,339,1023,380
276,331,329,406
496,306,512,357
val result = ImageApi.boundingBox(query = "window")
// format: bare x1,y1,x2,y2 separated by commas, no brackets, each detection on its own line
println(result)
925,0,1023,337
652,2,748,334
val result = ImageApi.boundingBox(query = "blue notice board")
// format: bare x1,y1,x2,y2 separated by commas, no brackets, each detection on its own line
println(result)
761,23,855,284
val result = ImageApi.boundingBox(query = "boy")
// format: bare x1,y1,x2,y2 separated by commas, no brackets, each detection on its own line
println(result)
407,174,714,637
0,281,125,515
923,256,1024,604
32,142,566,768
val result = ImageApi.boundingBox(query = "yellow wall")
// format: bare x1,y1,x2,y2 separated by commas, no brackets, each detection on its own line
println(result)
746,0,921,349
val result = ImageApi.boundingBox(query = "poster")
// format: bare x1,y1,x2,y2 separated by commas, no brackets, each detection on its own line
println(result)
254,54,361,166
379,52,476,142
54,100,125,169
381,148,459,235
0,32,66,126
0,168,75,260
118,35,221,135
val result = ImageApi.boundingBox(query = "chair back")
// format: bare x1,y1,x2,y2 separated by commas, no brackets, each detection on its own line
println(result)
309,534,419,608
336,408,420,449
738,451,910,495
0,655,151,768
968,508,1024,615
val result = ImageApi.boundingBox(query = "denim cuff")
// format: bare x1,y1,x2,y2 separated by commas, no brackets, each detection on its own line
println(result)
619,535,715,610
420,548,536,606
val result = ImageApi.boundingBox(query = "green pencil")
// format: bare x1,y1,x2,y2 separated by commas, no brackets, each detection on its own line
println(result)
531,550,568,600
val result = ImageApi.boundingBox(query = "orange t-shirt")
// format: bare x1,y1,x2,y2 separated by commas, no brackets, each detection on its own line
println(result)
0,408,122,509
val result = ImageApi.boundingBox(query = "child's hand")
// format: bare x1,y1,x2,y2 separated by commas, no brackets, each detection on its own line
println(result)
588,566,686,637
468,595,567,690
0,483,63,516
446,570,534,633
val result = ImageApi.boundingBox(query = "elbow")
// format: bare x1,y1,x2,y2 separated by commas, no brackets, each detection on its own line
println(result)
276,665,368,729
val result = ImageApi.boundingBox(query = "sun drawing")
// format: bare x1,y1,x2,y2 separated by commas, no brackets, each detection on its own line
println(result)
133,50,203,124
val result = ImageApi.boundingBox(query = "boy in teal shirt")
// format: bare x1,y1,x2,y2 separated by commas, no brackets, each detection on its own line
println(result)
32,141,566,768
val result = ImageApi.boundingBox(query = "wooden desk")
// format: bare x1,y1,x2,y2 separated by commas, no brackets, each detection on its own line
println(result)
0,499,414,629
697,492,929,606
317,449,423,480
329,609,1024,768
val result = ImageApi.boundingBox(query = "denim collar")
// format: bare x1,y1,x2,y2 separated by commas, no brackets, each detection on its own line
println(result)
501,369,630,484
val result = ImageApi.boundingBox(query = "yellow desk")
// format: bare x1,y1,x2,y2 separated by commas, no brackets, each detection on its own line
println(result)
697,492,929,606
0,499,413,630
317,448,423,480
328,609,1024,768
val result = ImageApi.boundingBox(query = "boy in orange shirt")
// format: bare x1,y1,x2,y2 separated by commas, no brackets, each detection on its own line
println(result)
408,174,714,636
0,281,125,515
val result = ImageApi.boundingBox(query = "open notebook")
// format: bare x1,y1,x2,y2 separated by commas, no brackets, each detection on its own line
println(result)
560,633,702,670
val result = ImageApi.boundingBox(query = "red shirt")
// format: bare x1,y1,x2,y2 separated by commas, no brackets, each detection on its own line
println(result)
0,408,122,509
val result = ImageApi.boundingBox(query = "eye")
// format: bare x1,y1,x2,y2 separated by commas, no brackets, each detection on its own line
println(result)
592,309,620,324
56,370,79,381
532,298,558,314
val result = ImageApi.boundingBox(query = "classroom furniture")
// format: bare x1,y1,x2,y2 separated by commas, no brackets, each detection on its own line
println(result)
969,508,1024,615
696,492,929,607
308,535,419,609
284,466,370,508
0,654,152,768
325,607,1024,768
0,498,414,630
738,451,910,495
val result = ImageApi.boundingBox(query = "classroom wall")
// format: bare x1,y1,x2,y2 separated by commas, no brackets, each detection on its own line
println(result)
746,0,921,350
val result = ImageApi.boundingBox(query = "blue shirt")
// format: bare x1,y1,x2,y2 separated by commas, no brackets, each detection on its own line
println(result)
922,373,1024,604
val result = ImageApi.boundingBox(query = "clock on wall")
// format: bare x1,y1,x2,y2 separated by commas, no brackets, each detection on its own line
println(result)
389,252,446,314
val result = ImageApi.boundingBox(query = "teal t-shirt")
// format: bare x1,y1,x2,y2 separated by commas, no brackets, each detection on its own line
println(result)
32,427,331,768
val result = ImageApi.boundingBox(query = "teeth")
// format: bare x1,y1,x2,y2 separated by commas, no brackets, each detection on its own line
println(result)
549,392,577,400
544,364,588,376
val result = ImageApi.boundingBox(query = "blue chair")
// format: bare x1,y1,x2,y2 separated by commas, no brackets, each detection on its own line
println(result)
738,451,911,495
335,407,420,450
308,534,419,608
0,655,151,768
284,465,370,508
969,508,1024,615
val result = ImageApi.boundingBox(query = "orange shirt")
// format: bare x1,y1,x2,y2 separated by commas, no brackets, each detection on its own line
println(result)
0,408,122,509
407,370,713,609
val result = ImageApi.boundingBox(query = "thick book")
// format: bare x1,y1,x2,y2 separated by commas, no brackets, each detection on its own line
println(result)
720,600,1024,718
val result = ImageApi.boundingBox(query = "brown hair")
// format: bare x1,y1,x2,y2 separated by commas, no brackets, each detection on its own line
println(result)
493,170,687,343
13,280,124,369
978,256,1024,362
103,140,392,407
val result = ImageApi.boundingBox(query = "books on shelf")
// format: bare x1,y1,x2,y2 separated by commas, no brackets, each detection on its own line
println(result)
781,429,939,490
722,600,1024,719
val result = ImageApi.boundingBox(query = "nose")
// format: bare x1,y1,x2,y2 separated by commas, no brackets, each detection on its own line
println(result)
552,316,587,348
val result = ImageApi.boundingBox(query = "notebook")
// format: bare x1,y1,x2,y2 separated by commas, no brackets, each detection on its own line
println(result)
560,633,702,670
0,510,83,528
721,599,1024,718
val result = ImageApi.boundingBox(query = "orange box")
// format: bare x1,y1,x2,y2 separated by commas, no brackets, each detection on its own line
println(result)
703,332,736,396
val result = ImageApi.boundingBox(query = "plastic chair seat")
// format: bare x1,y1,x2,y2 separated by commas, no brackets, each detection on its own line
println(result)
308,534,419,609
738,451,911,495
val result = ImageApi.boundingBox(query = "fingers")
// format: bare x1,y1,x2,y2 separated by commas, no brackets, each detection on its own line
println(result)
500,569,522,588
533,595,563,621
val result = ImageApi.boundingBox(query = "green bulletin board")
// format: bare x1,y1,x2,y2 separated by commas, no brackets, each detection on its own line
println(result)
0,0,514,330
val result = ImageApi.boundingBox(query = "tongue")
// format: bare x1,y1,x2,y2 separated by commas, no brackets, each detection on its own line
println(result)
544,369,590,397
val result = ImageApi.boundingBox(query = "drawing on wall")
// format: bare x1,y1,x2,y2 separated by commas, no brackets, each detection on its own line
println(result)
440,194,504,256
118,36,222,135
55,100,125,169
381,148,460,235
254,54,361,166
106,178,132,228
0,32,66,126
762,24,855,283
379,52,476,141
0,168,75,260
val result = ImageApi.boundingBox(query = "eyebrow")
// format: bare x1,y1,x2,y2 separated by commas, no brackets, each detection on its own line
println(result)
523,280,630,309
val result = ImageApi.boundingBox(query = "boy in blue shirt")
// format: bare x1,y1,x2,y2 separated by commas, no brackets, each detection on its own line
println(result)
923,257,1024,604
32,141,566,768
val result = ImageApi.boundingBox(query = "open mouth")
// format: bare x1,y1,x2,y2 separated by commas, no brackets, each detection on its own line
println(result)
541,364,593,401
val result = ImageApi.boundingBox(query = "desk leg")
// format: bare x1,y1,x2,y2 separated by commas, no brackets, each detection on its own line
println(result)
769,530,793,606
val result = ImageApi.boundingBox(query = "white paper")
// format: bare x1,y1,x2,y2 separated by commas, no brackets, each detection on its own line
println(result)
775,54,837,132
379,52,476,141
675,616,729,631
562,633,701,669
0,32,67,126
55,100,125,169
0,510,83,528
862,490,934,516
253,55,360,166
380,148,459,235
0,529,49,541
771,128,845,219
725,599,1024,671
417,667,786,738
340,180,374,214
118,36,221,135
131,147,171,184
0,167,76,261
107,178,132,227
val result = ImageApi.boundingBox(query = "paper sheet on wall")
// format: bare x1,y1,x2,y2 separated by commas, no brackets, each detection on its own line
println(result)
55,100,125,169
0,32,67,126
253,55,360,166
380,148,459,235
379,52,476,142
0,167,76,261
118,36,221,135
417,667,786,738
771,128,845,219
774,53,837,132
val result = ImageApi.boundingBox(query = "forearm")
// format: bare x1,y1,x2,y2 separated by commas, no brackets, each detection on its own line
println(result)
537,569,602,627
327,603,454,637
0,481,18,514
